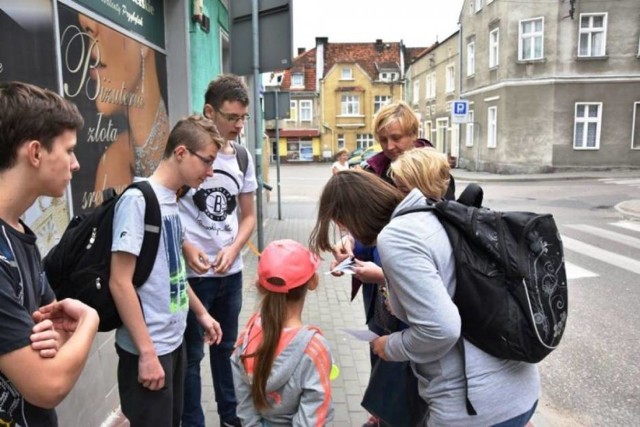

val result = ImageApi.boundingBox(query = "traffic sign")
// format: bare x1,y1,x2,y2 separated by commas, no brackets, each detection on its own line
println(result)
451,100,470,124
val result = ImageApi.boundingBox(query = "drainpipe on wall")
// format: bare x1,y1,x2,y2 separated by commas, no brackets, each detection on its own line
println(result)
457,21,464,169
322,123,334,154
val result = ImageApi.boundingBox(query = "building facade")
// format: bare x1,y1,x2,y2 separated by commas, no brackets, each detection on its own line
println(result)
266,38,425,162
458,0,640,172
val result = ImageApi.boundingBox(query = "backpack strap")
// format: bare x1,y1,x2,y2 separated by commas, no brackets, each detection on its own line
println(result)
124,181,162,287
232,141,249,176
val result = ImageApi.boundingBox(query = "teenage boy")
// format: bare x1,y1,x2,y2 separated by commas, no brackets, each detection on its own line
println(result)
0,81,100,426
179,75,257,427
110,115,224,426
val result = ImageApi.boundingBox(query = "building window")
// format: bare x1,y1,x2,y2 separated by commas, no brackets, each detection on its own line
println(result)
445,65,455,93
412,80,420,105
374,95,391,114
341,67,353,80
466,110,474,147
424,121,433,142
574,103,602,150
299,100,312,122
487,106,497,148
356,133,374,149
632,103,640,150
425,73,436,99
579,13,607,57
489,28,499,68
474,0,483,13
337,134,345,150
287,100,297,122
467,41,475,76
286,139,313,161
379,72,397,81
291,73,304,87
519,17,544,61
435,118,448,150
341,95,360,115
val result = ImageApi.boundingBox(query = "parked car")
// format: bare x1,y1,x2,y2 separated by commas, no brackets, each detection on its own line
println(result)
348,144,382,168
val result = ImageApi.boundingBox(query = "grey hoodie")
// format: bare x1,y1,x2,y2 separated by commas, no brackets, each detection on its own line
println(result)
231,314,334,426
377,189,540,427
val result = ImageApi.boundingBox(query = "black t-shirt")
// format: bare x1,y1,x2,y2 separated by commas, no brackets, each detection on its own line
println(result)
0,219,57,426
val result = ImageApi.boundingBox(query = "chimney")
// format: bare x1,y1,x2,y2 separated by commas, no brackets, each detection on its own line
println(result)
316,37,327,92
375,38,384,52
297,47,306,55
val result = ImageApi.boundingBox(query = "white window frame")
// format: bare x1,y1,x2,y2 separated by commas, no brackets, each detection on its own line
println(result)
425,73,436,99
299,100,312,122
487,106,497,148
435,118,449,150
474,0,483,13
573,102,602,150
489,28,499,68
341,67,353,80
374,95,391,114
424,121,433,141
287,100,297,122
445,65,455,93
412,79,420,105
291,73,304,88
356,133,375,150
519,17,544,61
466,110,475,147
341,94,360,116
632,102,640,150
337,134,345,150
578,13,607,57
467,41,476,76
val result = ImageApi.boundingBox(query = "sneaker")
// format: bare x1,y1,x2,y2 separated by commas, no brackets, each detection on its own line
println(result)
221,418,242,427
362,415,380,427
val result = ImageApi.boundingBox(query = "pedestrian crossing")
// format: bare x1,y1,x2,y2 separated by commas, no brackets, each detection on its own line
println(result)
598,177,640,188
562,220,640,279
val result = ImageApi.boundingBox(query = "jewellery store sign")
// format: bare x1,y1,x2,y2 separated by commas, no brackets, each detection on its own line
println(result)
74,0,164,48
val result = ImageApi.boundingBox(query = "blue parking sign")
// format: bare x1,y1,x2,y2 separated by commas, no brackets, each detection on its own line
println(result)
451,100,470,123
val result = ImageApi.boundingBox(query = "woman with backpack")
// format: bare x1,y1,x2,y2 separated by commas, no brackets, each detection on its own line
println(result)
310,149,539,427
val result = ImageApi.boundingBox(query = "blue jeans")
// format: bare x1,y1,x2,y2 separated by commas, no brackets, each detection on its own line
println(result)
491,401,538,427
182,272,243,427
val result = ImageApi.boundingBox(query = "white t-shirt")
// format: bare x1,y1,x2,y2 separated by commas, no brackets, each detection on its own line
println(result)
111,179,189,356
332,161,349,173
178,147,258,278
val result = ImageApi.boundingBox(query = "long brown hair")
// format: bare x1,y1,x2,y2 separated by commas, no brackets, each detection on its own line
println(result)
309,170,404,252
242,278,310,411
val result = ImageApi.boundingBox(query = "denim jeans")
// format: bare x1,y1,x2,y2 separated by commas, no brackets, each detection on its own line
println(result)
181,272,243,427
491,401,538,427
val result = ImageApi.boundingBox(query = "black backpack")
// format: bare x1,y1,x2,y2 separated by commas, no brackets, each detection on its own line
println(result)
397,184,568,364
43,181,161,332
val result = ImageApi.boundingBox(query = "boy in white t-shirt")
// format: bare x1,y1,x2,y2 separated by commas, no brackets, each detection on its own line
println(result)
110,115,223,426
179,75,257,427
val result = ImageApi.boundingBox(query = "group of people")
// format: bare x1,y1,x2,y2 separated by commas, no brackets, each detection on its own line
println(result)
0,74,539,427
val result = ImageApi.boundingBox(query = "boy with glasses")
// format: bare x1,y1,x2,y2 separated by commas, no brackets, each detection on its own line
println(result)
110,115,224,426
179,75,257,427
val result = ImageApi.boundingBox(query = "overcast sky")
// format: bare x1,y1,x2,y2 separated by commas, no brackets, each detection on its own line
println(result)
292,0,465,52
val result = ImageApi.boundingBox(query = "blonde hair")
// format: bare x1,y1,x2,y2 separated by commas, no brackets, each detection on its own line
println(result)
389,148,451,199
373,101,419,143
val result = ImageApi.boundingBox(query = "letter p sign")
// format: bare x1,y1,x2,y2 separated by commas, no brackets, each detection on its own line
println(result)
454,101,468,115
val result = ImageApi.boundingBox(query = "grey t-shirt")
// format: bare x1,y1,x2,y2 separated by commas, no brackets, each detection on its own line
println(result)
111,180,189,356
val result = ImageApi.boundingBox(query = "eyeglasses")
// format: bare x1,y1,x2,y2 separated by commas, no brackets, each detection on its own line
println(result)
187,148,215,167
216,109,250,124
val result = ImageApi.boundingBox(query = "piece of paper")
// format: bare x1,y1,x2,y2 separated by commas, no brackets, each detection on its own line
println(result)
341,328,380,342
326,257,356,275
